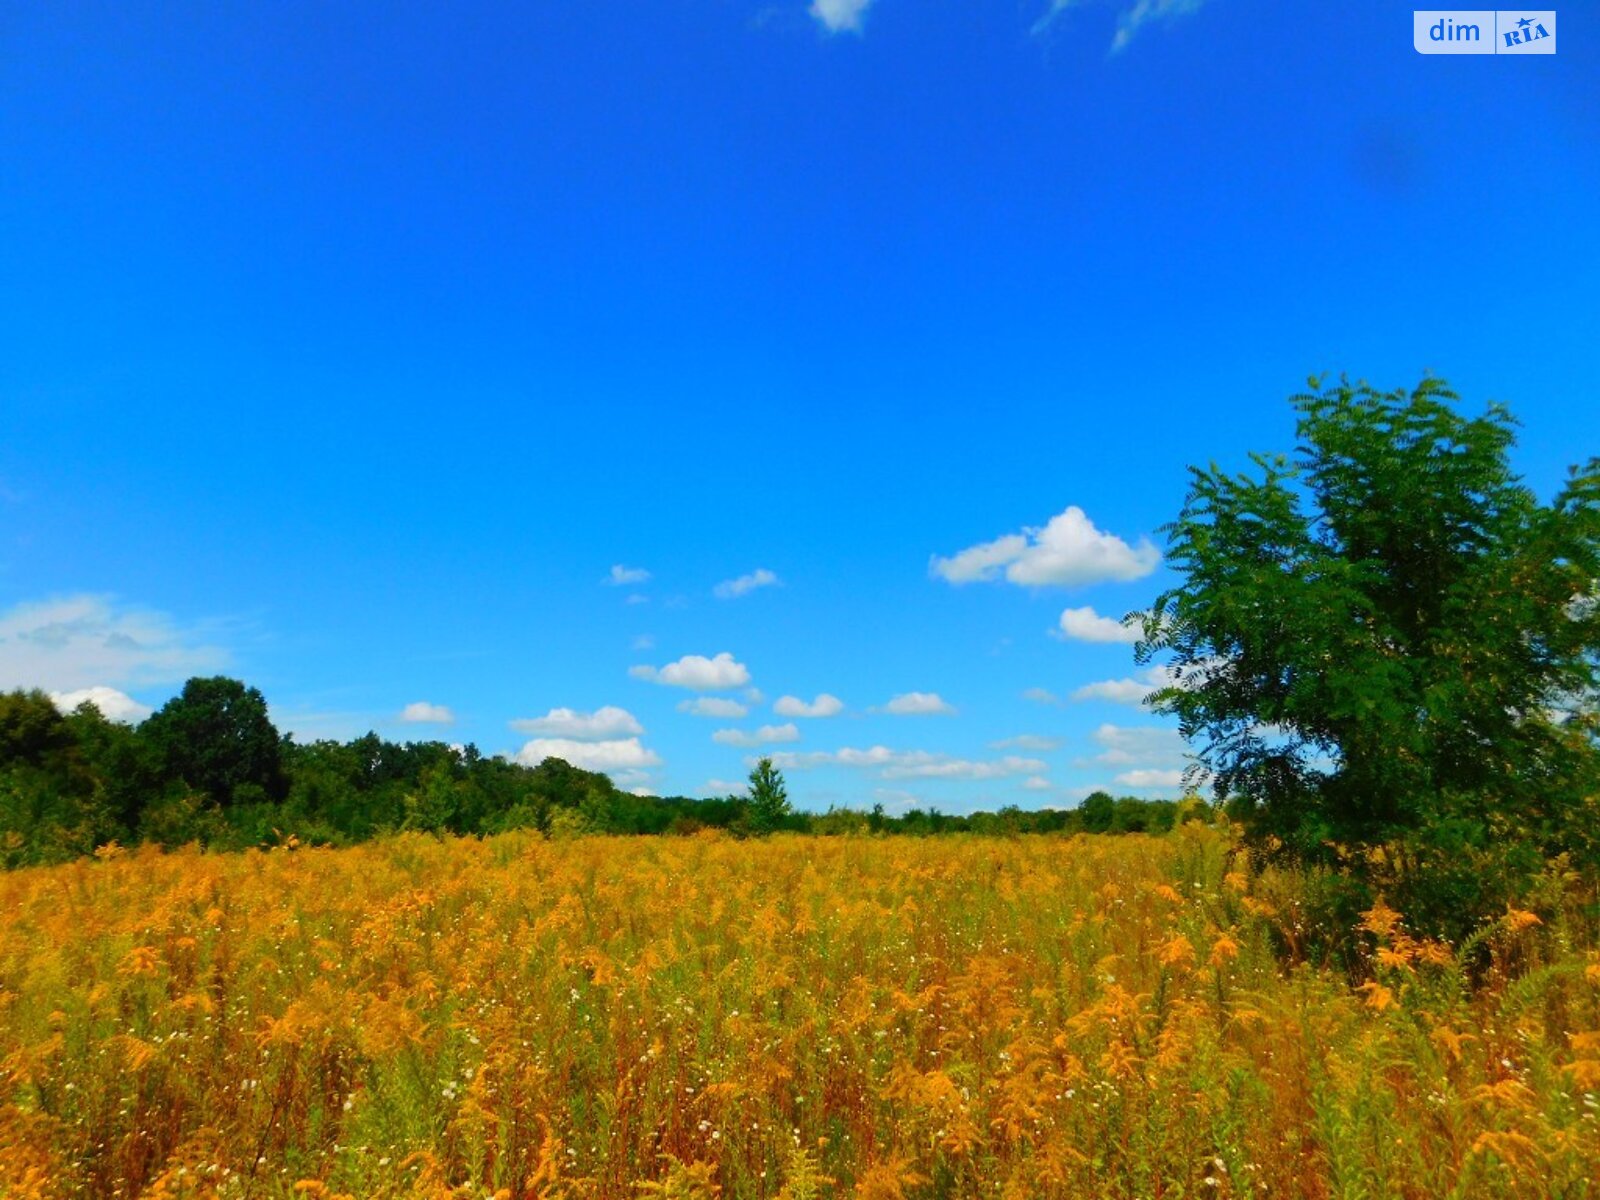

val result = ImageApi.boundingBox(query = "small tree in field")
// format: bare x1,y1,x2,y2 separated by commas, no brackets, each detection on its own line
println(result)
1137,376,1600,932
746,757,791,835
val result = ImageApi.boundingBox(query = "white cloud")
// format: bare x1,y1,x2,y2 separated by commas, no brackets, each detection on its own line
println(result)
991,734,1062,752
1033,0,1210,52
678,696,750,719
714,568,781,599
632,634,655,650
1114,768,1187,789
810,0,873,33
931,506,1159,588
703,778,749,797
510,706,644,739
399,701,455,725
712,723,801,748
884,754,1044,781
0,595,228,692
1110,0,1207,51
1071,663,1183,706
883,691,956,716
630,652,750,691
773,693,844,718
1071,677,1157,705
1022,776,1055,792
1022,687,1062,706
1088,723,1186,768
605,564,651,586
512,737,662,772
1057,605,1142,644
769,746,1045,781
49,685,151,723
611,767,656,789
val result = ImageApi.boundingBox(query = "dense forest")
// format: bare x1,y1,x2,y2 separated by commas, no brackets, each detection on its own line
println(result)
0,676,1188,867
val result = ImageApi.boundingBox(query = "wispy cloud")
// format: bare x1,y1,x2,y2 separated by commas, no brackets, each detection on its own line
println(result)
604,564,651,586
678,696,750,719
0,594,228,692
932,506,1158,588
991,734,1062,752
714,568,781,599
770,746,1045,781
810,0,873,34
1033,0,1212,53
712,723,801,748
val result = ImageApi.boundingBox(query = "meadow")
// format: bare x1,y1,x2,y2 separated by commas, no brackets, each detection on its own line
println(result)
1,828,1597,1199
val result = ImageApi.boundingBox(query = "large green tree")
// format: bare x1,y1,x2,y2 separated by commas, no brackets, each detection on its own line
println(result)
141,676,289,808
746,757,792,835
1137,377,1600,919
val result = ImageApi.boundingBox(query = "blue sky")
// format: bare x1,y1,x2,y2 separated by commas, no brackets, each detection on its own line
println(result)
2,1,1596,811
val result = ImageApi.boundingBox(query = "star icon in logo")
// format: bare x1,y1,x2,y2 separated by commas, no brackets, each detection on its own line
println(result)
1517,16,1534,29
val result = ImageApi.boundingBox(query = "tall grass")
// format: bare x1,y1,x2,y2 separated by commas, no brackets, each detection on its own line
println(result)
1,827,1596,1197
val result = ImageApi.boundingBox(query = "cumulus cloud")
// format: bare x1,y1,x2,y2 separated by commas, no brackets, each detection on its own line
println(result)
883,691,956,716
991,734,1062,752
605,564,651,586
49,685,151,723
1114,768,1186,788
678,696,749,719
931,506,1159,588
773,693,844,718
1057,605,1142,644
1033,0,1210,52
1071,677,1157,705
1022,776,1055,792
510,706,644,739
769,746,1045,781
399,701,455,725
1087,723,1186,768
1022,687,1062,706
630,652,751,691
714,568,781,599
703,778,749,797
712,723,801,748
810,0,873,33
1071,663,1185,706
512,737,662,772
0,595,227,692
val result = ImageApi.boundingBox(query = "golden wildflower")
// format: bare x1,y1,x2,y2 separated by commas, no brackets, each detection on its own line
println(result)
1209,933,1240,966
1359,899,1402,939
1158,935,1196,969
1357,981,1395,1012
1503,907,1542,933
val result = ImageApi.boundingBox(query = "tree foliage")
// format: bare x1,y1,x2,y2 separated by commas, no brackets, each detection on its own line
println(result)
141,676,289,808
746,756,792,835
1138,376,1600,927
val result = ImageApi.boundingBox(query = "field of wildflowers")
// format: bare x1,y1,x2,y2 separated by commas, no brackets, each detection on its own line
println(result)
1,827,1597,1198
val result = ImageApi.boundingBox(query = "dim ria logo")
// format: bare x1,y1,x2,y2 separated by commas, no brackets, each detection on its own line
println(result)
1414,10,1556,53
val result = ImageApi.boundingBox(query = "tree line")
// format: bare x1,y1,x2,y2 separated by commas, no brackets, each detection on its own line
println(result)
0,676,1188,867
